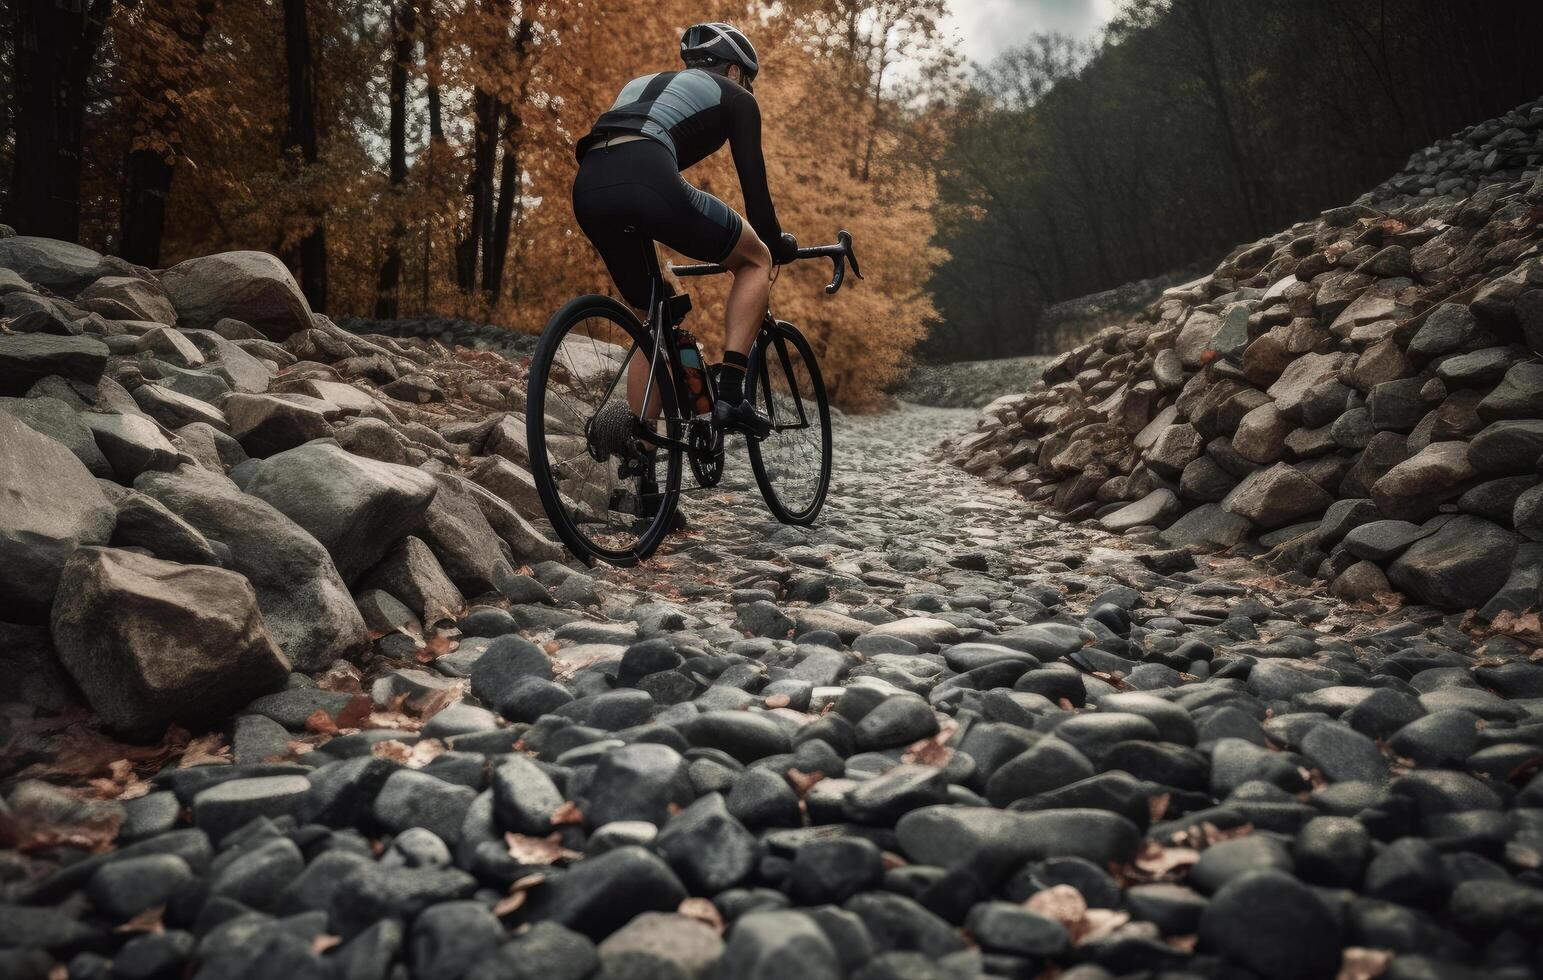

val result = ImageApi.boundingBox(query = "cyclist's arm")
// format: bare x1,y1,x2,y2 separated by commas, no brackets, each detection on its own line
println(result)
728,92,796,263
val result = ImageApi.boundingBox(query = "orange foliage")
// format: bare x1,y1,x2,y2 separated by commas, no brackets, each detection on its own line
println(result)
86,0,947,408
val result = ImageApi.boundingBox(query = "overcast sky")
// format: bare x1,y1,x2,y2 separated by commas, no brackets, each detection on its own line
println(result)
941,0,1119,69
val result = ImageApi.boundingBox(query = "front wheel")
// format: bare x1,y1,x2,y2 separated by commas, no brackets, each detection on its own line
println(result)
525,295,682,566
746,320,833,525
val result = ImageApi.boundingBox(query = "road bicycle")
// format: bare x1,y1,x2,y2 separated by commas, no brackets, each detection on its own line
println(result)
525,231,861,566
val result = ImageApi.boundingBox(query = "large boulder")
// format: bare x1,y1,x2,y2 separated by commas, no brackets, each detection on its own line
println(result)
157,251,314,340
418,473,520,595
447,472,563,564
135,465,368,669
243,442,438,584
223,393,334,457
1387,515,1518,611
0,237,142,296
1371,441,1477,521
360,536,465,627
0,410,117,623
0,334,109,395
77,275,178,325
0,395,113,477
1222,463,1334,529
82,412,185,481
51,547,290,740
1476,362,1543,422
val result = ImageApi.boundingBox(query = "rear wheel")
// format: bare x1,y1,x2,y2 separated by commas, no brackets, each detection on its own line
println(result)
747,320,832,525
526,295,682,566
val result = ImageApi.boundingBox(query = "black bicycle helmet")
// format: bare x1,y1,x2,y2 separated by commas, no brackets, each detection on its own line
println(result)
680,22,759,85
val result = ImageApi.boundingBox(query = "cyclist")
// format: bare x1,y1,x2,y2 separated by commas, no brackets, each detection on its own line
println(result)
572,22,798,444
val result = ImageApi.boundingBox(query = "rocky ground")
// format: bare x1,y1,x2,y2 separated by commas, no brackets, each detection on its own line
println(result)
2,96,1543,980
894,357,1053,409
3,380,1542,978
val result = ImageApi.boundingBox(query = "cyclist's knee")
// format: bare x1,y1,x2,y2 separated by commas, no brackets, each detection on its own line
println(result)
727,228,771,274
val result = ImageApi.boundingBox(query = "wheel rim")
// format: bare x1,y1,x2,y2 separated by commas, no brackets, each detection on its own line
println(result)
752,330,829,519
533,309,678,560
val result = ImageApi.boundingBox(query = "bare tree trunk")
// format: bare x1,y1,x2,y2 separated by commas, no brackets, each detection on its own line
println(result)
456,88,496,292
1178,0,1260,235
9,0,113,240
120,0,215,267
284,0,327,310
483,15,532,301
420,0,442,306
487,108,519,302
375,0,414,318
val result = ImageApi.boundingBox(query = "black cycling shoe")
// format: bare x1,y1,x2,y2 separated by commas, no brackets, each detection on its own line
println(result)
713,398,771,439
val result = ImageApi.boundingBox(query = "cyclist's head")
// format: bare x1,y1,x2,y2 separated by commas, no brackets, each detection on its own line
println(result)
680,22,758,91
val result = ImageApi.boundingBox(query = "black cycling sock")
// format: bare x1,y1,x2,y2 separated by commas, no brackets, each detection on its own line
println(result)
717,350,748,404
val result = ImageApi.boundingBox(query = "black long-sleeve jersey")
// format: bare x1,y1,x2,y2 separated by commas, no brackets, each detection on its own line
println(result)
577,68,785,253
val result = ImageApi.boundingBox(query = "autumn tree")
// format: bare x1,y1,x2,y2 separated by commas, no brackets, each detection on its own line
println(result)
283,0,327,309
116,0,216,267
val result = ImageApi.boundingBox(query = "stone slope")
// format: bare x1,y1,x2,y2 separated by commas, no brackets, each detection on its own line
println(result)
0,234,562,735
947,95,1543,616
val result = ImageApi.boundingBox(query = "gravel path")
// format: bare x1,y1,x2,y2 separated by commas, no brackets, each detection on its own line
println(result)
7,404,1541,980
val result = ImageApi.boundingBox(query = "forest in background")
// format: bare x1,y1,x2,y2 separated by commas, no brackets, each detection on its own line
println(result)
923,0,1543,362
6,1,1543,393
0,0,948,407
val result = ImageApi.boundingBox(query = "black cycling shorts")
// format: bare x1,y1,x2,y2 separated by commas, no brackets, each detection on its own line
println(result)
572,136,744,309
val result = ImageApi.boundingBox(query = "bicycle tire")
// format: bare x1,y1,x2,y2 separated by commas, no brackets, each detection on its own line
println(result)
526,294,683,566
746,320,833,525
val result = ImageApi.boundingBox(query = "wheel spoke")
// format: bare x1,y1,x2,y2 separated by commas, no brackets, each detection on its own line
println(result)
528,305,681,562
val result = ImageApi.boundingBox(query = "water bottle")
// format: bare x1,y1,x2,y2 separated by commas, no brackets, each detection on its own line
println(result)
674,328,713,416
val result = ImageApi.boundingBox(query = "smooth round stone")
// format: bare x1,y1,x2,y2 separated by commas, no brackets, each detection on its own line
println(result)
942,643,1040,672
1198,870,1340,978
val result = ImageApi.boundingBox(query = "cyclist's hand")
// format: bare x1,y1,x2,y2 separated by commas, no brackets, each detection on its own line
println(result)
772,232,798,265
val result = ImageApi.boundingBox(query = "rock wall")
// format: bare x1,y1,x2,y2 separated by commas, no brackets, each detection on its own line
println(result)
946,96,1543,616
0,234,562,737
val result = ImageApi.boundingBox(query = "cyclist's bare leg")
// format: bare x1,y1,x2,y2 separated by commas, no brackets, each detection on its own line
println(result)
721,221,772,359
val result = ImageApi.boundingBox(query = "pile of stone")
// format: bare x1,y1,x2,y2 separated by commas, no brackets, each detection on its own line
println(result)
338,315,540,361
947,96,1543,616
0,234,564,739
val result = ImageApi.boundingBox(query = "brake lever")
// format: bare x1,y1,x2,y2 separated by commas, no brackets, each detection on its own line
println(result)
822,229,863,295
842,229,863,282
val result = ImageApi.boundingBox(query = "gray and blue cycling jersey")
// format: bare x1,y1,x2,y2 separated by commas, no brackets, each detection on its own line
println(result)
577,68,784,250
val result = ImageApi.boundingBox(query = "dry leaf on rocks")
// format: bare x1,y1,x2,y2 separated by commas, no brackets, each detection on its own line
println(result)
371,738,446,768
311,934,341,955
1026,883,1087,926
0,798,122,854
1337,947,1394,980
114,906,166,935
786,769,825,797
505,832,582,865
305,709,339,735
1167,821,1253,849
178,732,231,768
550,801,584,826
1131,841,1201,878
493,874,547,917
678,897,725,934
335,695,373,730
317,661,363,694
902,717,958,767
1026,884,1129,944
